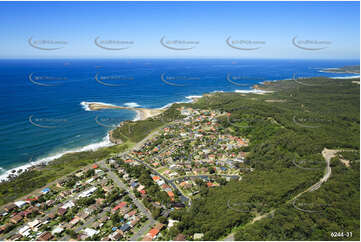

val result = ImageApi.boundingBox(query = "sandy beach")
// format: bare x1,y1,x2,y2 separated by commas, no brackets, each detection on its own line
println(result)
83,102,165,120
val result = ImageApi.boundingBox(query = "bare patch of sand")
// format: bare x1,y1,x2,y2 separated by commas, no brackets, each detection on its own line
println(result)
340,158,350,167
85,102,164,120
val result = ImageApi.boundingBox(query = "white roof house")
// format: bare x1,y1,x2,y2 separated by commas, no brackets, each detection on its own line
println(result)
78,186,97,198
83,228,99,237
19,226,31,236
28,219,41,229
194,233,204,240
51,226,64,235
61,201,75,209
95,169,104,174
14,200,27,208
167,219,179,228
156,180,165,186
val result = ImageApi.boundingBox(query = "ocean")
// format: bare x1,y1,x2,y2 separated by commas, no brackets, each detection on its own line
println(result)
0,58,359,180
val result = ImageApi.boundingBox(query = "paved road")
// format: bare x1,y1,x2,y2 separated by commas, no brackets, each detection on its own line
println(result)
291,147,334,201
126,156,191,205
0,124,165,241
171,174,240,182
0,183,95,241
130,218,153,241
99,160,155,241
60,211,106,241
222,147,338,241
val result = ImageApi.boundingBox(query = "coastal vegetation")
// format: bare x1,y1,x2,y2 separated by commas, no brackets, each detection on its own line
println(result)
0,107,182,206
0,143,129,205
0,74,359,241
111,107,183,143
165,76,360,240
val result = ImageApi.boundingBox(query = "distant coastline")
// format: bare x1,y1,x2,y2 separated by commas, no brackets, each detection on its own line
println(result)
319,65,360,74
0,88,266,182
2,67,358,182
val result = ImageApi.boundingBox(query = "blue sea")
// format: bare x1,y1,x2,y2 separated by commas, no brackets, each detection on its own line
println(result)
0,59,359,180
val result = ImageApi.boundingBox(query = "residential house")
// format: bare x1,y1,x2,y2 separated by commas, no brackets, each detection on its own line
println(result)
193,233,204,240
119,224,131,235
10,214,23,224
82,228,99,238
28,219,42,230
51,226,64,235
112,202,127,212
41,188,50,195
7,233,22,241
14,201,27,208
57,208,67,216
37,231,53,241
19,226,31,237
69,216,81,227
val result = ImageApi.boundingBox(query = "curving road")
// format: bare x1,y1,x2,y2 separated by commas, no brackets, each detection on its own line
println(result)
222,147,340,241
98,160,156,241
125,155,191,205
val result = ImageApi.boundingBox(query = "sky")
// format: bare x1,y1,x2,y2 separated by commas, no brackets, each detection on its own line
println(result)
0,1,359,59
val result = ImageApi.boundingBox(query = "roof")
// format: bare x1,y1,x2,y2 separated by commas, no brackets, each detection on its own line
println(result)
142,235,153,241
25,197,38,202
193,233,204,240
130,181,138,187
148,228,160,238
38,231,52,241
152,176,160,181
41,188,51,193
51,226,64,235
167,191,175,197
113,202,127,211
92,164,98,169
14,200,27,207
171,202,185,208
28,219,41,227
83,228,99,237
127,210,137,217
119,223,131,232
58,207,67,215
10,214,23,223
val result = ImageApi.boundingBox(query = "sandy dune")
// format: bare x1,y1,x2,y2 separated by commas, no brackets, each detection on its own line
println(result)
86,103,164,120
